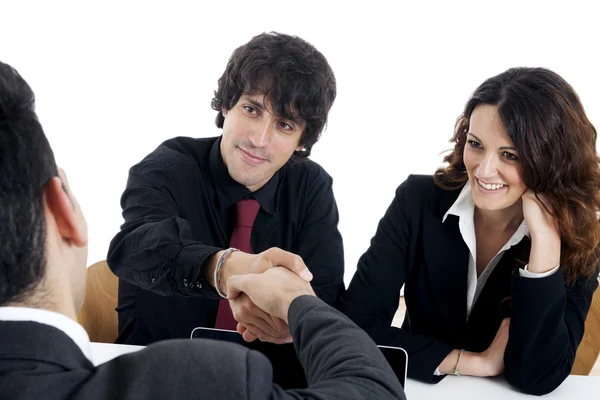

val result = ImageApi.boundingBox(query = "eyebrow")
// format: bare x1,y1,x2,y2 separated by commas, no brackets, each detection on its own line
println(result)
467,132,517,151
241,96,299,124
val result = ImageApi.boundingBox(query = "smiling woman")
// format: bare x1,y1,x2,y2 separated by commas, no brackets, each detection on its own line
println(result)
437,67,600,285
341,67,600,396
462,105,527,214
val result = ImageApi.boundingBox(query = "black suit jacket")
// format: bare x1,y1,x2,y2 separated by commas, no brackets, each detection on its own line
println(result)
341,175,599,395
0,296,405,400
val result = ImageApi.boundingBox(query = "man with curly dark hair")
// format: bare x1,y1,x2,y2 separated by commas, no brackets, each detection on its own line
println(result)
0,60,405,400
107,33,344,385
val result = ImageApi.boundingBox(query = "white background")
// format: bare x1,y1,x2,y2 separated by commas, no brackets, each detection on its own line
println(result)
2,0,599,286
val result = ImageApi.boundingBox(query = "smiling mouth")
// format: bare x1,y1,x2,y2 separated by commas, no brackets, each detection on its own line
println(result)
476,178,507,191
238,147,268,164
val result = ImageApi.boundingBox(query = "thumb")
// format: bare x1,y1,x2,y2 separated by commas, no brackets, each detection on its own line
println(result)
268,248,313,282
226,275,248,300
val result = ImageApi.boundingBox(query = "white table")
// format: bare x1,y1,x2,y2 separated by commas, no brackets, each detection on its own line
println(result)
90,342,144,366
404,374,600,399
90,342,600,399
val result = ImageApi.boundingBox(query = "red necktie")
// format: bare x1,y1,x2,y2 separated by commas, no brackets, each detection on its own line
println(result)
215,199,261,330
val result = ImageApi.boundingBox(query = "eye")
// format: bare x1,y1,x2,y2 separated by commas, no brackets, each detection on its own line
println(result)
467,140,482,149
502,151,519,161
243,105,257,115
277,121,293,131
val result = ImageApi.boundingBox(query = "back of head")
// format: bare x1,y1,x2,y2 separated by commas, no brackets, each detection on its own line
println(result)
211,32,336,157
0,61,58,306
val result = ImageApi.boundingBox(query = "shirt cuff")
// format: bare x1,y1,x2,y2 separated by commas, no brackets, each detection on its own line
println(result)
519,264,560,278
434,367,444,376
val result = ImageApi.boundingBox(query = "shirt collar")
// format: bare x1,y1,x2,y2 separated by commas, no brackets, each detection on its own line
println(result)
209,136,279,215
0,306,92,361
442,182,475,223
442,182,530,246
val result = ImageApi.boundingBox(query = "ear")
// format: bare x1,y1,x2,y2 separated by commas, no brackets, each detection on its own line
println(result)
44,176,88,248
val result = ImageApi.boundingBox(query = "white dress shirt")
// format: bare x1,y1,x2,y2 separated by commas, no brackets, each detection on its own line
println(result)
0,306,92,361
434,183,558,375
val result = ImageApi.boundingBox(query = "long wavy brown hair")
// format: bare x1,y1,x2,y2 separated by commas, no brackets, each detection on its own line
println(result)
434,67,600,285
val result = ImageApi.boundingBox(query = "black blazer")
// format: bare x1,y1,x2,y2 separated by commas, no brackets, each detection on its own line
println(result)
0,296,405,400
341,175,599,396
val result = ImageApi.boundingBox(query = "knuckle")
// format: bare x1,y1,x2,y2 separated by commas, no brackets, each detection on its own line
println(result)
294,254,305,268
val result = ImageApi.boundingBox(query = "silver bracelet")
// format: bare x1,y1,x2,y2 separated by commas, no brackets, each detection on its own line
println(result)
214,248,238,298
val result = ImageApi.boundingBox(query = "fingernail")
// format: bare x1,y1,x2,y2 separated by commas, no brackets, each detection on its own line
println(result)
301,268,313,281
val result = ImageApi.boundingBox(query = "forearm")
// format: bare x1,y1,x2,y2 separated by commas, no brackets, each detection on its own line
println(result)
288,296,405,399
527,234,561,274
504,268,585,395
108,221,222,297
202,250,256,294
437,350,485,376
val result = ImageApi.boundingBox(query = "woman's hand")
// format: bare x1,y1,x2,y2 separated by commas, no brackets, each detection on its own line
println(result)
521,190,560,240
478,318,511,376
437,319,510,377
521,190,561,273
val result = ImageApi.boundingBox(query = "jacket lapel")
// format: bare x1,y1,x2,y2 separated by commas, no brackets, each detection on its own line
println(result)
421,188,470,339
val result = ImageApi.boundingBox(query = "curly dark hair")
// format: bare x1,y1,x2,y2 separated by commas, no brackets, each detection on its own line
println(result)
434,67,600,285
0,60,58,306
211,32,336,157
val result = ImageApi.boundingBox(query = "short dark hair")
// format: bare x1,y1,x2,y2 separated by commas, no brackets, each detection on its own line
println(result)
0,61,58,306
435,67,600,285
211,32,336,157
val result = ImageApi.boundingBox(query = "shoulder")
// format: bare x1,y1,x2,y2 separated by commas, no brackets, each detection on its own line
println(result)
133,136,218,172
279,157,334,199
142,337,269,365
283,156,332,182
403,174,436,192
397,174,463,216
397,174,439,202
89,339,273,399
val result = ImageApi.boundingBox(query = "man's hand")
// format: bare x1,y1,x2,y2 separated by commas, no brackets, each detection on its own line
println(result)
229,293,292,344
204,247,313,295
228,267,315,327
203,248,314,343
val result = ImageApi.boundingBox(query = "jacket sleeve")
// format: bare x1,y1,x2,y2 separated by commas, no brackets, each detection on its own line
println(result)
341,176,454,383
504,266,599,395
265,295,406,400
107,159,222,298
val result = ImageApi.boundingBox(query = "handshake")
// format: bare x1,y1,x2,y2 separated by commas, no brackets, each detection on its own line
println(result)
207,248,316,344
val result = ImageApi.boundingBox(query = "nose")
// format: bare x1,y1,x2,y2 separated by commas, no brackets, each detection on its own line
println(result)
248,118,271,148
477,152,499,178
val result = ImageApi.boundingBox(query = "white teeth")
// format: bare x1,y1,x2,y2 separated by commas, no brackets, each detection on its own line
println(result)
477,179,506,191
